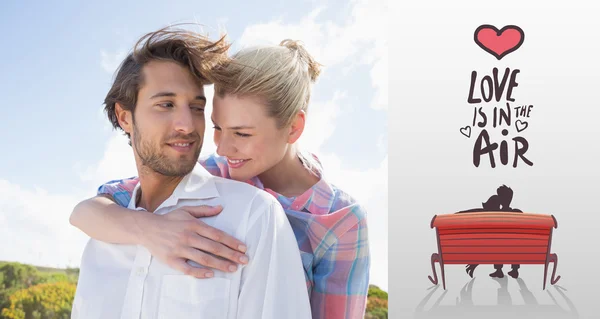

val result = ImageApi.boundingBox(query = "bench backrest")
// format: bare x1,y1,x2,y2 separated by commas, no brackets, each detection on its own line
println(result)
430,212,557,265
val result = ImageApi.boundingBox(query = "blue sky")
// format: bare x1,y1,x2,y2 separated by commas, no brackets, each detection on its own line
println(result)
0,0,388,289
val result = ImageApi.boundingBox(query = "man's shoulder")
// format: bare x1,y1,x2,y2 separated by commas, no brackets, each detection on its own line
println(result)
207,176,283,231
210,175,277,207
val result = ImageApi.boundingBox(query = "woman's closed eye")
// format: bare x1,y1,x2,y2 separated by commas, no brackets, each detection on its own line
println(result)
213,126,251,137
235,132,251,137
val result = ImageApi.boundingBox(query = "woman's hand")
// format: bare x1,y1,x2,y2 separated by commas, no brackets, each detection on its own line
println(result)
137,205,249,278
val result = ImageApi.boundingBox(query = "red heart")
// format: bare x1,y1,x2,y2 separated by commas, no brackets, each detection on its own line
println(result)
474,25,524,60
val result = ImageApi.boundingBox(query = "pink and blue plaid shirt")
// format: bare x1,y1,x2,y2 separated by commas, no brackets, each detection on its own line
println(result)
97,153,370,319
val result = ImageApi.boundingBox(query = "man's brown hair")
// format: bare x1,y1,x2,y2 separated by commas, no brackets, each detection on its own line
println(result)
103,25,232,142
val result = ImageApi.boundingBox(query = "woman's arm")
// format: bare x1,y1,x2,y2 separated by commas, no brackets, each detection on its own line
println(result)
70,191,250,278
70,195,152,245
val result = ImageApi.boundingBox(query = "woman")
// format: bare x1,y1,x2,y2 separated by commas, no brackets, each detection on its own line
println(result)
70,39,370,319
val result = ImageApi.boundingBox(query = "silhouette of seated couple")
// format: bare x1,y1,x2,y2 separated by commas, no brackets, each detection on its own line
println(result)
455,185,523,279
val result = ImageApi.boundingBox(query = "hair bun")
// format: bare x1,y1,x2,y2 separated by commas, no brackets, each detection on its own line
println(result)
280,39,321,82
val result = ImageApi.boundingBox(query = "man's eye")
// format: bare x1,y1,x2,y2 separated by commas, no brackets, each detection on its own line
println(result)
157,102,174,108
191,106,205,112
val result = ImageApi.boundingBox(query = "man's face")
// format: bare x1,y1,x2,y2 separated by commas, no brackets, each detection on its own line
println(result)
126,60,206,177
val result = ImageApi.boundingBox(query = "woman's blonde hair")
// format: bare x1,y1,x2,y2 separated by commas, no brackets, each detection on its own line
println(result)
214,39,324,176
214,39,321,128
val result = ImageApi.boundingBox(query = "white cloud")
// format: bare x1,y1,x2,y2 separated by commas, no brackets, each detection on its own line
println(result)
0,179,89,268
100,49,127,74
298,91,346,153
348,0,388,110
78,132,138,188
238,7,356,67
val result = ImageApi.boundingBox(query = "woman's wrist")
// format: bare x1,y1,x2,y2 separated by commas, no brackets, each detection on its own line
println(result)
131,210,160,246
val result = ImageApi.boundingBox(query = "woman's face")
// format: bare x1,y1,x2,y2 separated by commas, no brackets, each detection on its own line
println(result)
211,94,294,182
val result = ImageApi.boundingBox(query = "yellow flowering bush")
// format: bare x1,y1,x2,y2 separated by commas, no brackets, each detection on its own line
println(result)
1,281,75,319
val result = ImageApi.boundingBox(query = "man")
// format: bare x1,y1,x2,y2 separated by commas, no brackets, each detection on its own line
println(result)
71,27,311,319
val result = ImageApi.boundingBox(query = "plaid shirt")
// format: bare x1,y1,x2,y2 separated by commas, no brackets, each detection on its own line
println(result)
97,154,370,319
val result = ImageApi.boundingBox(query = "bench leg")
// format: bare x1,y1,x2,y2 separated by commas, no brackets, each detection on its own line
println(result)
543,253,561,290
428,253,446,290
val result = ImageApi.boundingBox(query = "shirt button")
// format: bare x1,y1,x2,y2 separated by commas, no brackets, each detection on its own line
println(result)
136,267,146,276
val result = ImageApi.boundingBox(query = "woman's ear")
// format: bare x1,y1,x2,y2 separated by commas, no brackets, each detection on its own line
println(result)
288,110,306,144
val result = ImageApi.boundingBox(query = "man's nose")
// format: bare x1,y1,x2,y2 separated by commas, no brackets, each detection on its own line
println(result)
173,107,195,135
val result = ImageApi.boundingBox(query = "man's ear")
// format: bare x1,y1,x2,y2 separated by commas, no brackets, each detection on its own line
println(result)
287,110,306,144
115,103,133,134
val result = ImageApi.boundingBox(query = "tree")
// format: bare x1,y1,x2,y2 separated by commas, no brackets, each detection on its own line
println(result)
365,285,388,319
367,284,388,300
0,263,38,291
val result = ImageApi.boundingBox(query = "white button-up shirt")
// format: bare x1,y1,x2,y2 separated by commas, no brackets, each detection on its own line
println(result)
72,163,312,319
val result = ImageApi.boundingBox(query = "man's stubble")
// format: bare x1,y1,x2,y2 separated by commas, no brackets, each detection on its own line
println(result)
132,119,203,177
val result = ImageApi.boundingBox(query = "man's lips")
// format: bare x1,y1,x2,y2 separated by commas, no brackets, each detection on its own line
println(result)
167,140,196,152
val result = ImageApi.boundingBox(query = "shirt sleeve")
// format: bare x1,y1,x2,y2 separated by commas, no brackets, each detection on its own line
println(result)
310,204,370,319
96,177,140,207
236,195,312,319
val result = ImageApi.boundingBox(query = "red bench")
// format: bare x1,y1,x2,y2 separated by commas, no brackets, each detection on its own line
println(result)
428,212,561,290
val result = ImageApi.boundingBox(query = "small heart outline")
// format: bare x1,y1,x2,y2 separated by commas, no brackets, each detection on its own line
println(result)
460,126,471,138
516,120,528,132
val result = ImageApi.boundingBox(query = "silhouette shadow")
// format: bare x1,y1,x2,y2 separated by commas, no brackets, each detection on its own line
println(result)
414,277,578,319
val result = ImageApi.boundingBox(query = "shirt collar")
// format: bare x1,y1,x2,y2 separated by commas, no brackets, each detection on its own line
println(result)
287,178,335,215
129,163,220,212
